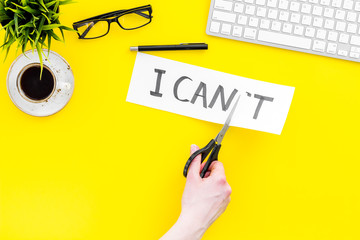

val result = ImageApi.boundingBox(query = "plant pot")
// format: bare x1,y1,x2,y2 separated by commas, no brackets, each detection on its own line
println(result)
7,50,74,117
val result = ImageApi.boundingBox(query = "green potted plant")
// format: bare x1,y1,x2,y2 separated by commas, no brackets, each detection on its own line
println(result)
0,0,74,72
0,0,75,117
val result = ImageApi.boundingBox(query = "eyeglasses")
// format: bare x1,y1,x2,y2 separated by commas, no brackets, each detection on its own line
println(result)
73,5,153,39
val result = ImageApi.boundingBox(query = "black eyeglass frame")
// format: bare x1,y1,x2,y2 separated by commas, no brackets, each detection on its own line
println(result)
73,5,153,39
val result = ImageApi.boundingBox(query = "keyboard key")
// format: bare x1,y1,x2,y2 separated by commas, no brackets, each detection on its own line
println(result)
338,49,348,56
320,0,331,6
324,19,335,29
294,25,305,35
244,28,257,39
327,43,337,53
346,12,357,22
238,15,248,25
351,46,360,52
350,35,360,45
271,21,282,31
324,8,334,17
313,40,326,52
282,23,293,33
256,7,267,17
267,0,278,7
234,3,245,13
245,0,254,3
212,10,236,22
290,2,300,11
339,33,349,43
290,13,301,23
328,31,338,41
245,5,256,14
335,10,345,20
214,0,233,11
343,0,354,10
313,17,324,27
312,6,323,16
268,9,278,19
249,17,260,27
256,0,266,5
302,15,312,25
260,19,271,29
279,11,290,21
221,23,232,35
232,26,243,37
332,0,342,7
316,29,327,39
349,52,360,58
347,23,357,33
210,21,221,33
355,2,360,11
258,30,312,49
305,27,316,37
301,4,311,14
279,0,289,9
336,21,346,31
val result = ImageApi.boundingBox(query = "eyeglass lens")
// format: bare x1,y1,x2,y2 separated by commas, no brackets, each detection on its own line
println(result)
118,10,151,29
77,21,109,39
77,9,151,39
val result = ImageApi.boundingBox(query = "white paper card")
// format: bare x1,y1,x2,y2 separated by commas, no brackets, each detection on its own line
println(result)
126,53,295,135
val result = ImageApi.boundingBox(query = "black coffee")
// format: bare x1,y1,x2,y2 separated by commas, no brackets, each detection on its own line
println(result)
20,65,55,101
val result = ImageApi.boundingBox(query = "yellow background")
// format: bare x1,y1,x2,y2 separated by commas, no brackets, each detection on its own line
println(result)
1,0,360,239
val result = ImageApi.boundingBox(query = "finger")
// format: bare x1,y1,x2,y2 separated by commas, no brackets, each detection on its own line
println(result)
204,171,211,178
200,161,206,171
208,161,225,177
187,144,201,178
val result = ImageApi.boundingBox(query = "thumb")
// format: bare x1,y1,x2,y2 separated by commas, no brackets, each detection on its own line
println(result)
187,144,201,178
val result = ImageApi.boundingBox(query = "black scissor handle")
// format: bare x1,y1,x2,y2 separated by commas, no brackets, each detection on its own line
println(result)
183,139,216,178
200,144,221,178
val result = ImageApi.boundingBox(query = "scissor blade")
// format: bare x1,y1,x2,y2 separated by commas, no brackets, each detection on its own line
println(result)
215,96,240,144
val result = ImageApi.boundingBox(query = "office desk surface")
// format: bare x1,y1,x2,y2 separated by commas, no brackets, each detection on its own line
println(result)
0,1,359,239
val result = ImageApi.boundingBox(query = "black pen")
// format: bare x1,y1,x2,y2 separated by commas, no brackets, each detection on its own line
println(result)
130,43,208,51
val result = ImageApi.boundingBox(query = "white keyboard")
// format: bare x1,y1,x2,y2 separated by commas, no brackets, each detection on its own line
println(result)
206,0,360,62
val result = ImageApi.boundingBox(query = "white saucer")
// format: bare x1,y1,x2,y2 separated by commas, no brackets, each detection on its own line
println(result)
7,50,74,117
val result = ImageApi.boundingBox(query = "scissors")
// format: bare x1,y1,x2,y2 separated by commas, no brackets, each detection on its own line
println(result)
183,96,240,178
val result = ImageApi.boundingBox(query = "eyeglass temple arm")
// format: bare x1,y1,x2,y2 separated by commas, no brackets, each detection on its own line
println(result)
134,10,152,19
73,10,127,25
73,6,152,26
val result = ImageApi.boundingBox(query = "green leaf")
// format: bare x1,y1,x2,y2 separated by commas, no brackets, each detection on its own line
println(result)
2,37,15,62
18,21,34,30
38,0,49,12
45,1,57,9
59,0,74,6
48,29,62,41
47,32,51,57
42,23,62,30
35,42,44,79
14,14,19,36
34,16,45,45
22,28,29,54
4,7,23,15
16,5,41,15
59,25,75,31
41,12,51,23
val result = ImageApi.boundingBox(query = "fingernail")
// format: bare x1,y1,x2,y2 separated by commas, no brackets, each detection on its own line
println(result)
191,144,197,152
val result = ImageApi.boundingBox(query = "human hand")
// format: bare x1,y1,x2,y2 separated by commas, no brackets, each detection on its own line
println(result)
160,144,231,240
